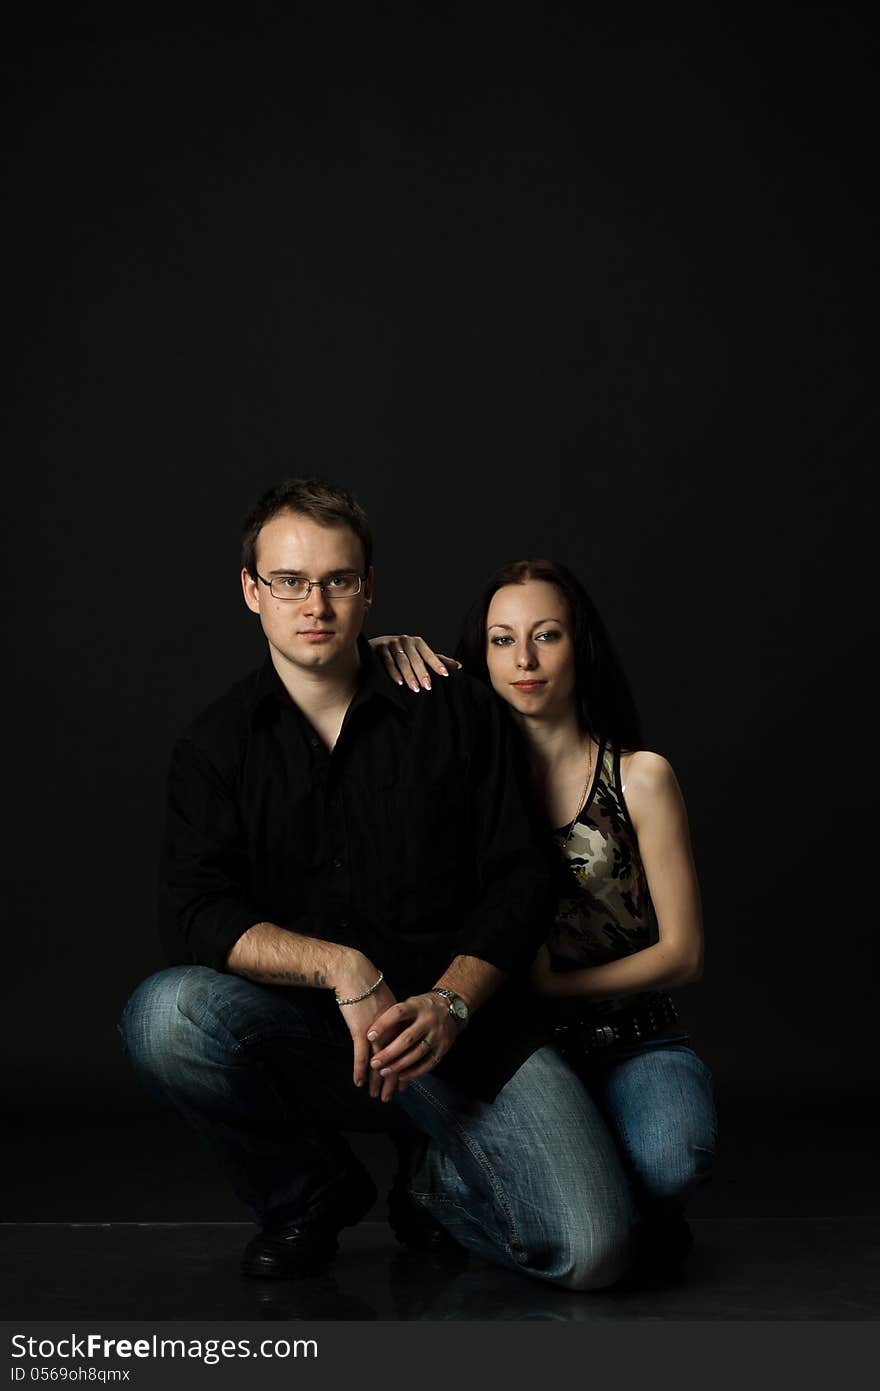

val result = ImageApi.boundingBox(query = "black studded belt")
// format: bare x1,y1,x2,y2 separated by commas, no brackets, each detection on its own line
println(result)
551,995,681,1060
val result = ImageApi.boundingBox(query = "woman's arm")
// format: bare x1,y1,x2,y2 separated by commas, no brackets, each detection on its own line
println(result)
369,633,461,691
531,752,704,1000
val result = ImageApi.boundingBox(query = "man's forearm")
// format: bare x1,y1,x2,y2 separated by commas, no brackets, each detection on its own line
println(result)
229,922,400,1100
433,954,507,1014
226,920,367,994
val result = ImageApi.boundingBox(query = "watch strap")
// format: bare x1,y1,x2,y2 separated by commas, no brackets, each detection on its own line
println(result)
430,987,469,1026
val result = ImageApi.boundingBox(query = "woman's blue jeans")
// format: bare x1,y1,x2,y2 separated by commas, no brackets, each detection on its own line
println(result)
574,1033,717,1221
120,967,715,1291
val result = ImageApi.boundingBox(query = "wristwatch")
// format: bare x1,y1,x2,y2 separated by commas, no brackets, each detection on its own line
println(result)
430,987,470,1028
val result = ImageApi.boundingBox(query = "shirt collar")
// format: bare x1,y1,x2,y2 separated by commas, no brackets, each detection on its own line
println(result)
248,635,413,724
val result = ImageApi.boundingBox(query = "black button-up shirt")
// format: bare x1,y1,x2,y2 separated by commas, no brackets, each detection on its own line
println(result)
158,640,555,1098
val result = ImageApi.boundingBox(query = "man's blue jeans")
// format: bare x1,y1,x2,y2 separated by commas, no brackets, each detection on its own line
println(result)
120,967,712,1290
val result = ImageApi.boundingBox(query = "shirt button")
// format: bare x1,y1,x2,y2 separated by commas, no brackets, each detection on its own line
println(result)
332,858,343,870
339,919,349,930
309,737,319,749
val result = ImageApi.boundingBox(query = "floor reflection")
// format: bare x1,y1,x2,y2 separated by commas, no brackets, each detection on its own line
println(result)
3,1218,878,1320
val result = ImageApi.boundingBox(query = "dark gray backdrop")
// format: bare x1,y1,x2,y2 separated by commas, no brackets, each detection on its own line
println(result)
4,3,875,1186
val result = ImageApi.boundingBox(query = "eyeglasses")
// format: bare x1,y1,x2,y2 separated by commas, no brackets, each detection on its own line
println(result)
255,571,366,602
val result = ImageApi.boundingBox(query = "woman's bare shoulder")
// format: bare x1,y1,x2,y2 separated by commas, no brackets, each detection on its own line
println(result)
620,749,678,793
619,751,687,830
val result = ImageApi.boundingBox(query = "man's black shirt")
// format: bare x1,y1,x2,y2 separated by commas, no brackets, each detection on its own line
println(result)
159,640,555,1098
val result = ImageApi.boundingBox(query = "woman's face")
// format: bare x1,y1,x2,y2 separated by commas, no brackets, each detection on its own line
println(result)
485,580,577,722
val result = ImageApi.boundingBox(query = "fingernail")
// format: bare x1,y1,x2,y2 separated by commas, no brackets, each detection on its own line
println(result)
423,679,432,690
379,1067,390,1076
410,683,419,693
367,1031,377,1040
355,1080,362,1087
439,666,449,676
395,678,404,686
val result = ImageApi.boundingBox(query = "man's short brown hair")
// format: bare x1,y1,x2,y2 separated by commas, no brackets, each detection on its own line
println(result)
241,478,373,577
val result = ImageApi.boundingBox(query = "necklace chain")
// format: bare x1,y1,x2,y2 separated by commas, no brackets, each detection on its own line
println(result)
561,743,594,844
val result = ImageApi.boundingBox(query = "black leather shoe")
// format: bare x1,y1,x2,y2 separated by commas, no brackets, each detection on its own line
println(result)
241,1221,339,1279
241,1170,377,1280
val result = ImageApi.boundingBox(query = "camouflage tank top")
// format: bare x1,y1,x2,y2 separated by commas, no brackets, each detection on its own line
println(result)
549,740,672,1021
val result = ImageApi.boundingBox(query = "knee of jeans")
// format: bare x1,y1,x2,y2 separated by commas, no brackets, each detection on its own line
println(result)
633,1136,716,1206
119,966,223,1086
520,1191,635,1292
552,1217,635,1292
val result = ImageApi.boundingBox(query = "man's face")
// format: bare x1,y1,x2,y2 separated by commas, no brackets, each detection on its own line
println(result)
241,510,373,679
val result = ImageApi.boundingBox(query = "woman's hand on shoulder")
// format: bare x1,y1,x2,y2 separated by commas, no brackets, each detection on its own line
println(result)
369,634,461,692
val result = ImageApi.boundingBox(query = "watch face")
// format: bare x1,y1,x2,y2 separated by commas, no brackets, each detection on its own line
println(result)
433,988,468,1022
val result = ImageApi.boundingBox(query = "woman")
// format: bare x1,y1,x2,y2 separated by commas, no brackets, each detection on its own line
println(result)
372,559,717,1270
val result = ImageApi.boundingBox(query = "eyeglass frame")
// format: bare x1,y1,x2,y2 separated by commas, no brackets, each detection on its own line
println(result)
254,569,369,602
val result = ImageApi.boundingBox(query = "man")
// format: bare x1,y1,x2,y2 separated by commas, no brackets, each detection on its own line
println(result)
120,479,635,1288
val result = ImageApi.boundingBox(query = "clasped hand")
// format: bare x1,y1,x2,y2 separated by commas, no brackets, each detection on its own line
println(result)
335,947,461,1101
367,992,459,1096
337,981,458,1103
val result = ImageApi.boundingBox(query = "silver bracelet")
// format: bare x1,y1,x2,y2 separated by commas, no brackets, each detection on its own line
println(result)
335,971,384,1007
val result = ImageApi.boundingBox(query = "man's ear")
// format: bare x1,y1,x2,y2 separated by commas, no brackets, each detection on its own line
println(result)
241,568,261,615
362,565,375,609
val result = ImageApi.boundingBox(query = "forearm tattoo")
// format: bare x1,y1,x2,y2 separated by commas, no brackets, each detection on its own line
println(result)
238,967,328,988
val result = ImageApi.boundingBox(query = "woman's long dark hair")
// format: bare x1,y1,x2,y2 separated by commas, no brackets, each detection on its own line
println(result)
455,559,644,751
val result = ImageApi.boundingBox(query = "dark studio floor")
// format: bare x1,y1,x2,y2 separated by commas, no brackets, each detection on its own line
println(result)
3,1091,878,1321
